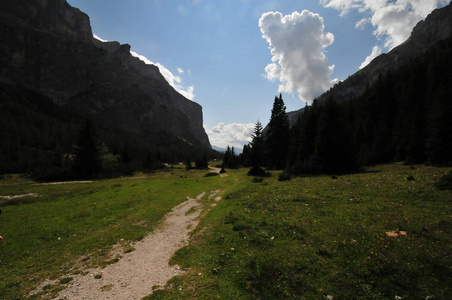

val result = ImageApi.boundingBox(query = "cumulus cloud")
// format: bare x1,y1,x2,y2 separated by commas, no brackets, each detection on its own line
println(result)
130,51,195,100
259,10,336,104
207,122,255,149
321,0,449,64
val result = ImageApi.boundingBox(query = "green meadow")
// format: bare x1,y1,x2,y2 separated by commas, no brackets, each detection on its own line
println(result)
1,163,451,299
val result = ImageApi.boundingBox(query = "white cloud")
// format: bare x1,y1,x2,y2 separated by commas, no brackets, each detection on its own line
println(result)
177,67,184,74
359,45,382,69
355,18,370,29
321,0,450,64
259,10,336,105
206,122,255,149
130,51,195,100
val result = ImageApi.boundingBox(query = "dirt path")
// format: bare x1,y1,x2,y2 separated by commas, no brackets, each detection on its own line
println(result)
49,191,217,300
209,166,227,177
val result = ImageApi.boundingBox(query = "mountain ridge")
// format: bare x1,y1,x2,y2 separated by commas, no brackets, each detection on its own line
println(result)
286,3,452,124
0,0,211,148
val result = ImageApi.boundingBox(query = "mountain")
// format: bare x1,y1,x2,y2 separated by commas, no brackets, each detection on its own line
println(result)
0,0,211,150
286,3,452,124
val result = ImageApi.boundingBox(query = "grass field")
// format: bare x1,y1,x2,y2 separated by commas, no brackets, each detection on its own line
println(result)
0,166,244,299
0,163,451,299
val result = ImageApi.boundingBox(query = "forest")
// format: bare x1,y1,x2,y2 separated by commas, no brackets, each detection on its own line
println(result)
1,35,452,180
236,36,452,175
0,83,219,180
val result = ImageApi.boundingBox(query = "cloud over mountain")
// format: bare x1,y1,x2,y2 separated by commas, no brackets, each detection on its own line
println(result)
259,10,336,104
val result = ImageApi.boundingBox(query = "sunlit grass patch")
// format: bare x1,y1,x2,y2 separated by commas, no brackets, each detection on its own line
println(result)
0,166,239,299
149,163,451,300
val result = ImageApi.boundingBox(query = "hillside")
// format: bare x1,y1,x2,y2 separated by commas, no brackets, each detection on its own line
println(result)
287,3,452,124
0,0,212,174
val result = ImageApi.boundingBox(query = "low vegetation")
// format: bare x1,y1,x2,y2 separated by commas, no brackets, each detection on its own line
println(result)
0,165,244,299
148,164,451,299
0,163,450,299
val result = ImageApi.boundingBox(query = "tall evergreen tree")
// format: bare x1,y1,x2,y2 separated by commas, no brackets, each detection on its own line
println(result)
223,146,239,168
72,115,101,178
266,94,290,169
248,120,267,176
309,97,357,174
122,140,130,164
240,144,251,167
286,104,319,174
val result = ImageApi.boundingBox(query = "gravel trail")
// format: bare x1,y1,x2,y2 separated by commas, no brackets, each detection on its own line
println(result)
52,191,209,300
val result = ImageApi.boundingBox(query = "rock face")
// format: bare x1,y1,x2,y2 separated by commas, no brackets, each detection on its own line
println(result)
0,0,211,148
286,3,452,125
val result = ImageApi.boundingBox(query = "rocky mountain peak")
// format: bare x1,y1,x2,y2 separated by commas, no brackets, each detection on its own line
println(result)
1,0,93,41
0,0,211,149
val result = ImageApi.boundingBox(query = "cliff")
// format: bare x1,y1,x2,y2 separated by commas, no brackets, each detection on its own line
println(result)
0,0,211,148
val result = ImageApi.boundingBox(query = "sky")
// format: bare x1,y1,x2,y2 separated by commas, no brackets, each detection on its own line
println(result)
67,0,450,149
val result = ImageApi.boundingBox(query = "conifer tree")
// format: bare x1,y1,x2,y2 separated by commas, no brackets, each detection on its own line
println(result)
223,146,239,168
248,120,266,176
72,115,101,178
266,94,290,169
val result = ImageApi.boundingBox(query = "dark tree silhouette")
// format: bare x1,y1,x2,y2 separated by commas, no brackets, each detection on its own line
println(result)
248,120,267,176
266,94,290,169
72,115,101,178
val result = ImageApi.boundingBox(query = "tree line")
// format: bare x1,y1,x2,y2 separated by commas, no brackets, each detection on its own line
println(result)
235,36,452,175
0,84,219,179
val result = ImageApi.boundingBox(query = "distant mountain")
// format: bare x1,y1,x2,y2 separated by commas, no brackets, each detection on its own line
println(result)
286,3,452,124
212,146,227,153
0,0,211,149
211,146,243,154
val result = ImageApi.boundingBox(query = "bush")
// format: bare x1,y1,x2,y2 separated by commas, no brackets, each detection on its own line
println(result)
252,177,263,183
204,172,219,178
406,175,415,181
59,277,73,284
248,166,268,177
278,172,291,181
435,170,452,190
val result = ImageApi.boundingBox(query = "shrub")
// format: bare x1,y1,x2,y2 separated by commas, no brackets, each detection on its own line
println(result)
248,166,268,177
252,177,263,183
204,172,219,178
435,170,452,190
59,277,73,284
278,172,291,181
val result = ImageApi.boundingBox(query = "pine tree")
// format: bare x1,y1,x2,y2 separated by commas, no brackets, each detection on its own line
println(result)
122,140,130,164
72,115,101,178
185,157,192,170
248,120,266,176
266,94,290,169
309,97,357,174
240,144,251,167
223,146,239,168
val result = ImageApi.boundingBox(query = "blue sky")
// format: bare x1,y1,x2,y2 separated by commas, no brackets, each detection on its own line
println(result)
67,0,449,149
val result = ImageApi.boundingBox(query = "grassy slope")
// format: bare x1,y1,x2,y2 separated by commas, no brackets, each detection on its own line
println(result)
0,164,450,299
0,166,243,299
147,164,451,300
